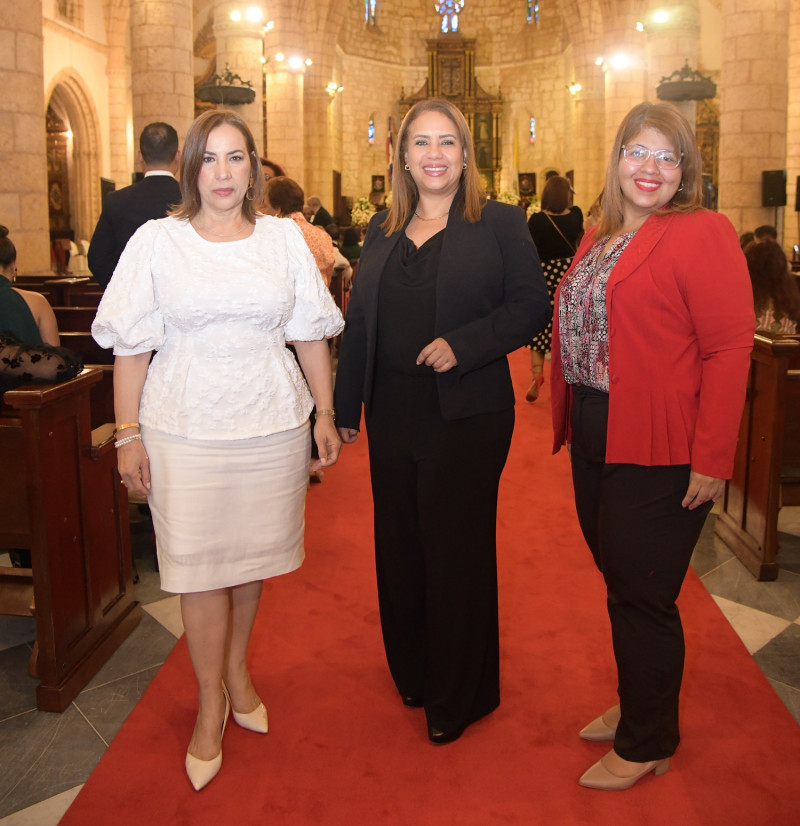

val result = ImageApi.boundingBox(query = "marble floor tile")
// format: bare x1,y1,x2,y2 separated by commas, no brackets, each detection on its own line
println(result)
83,612,178,692
775,530,800,576
690,517,735,577
767,680,800,726
0,617,35,654
753,624,800,687
0,785,80,826
143,594,183,638
74,664,162,745
0,707,104,818
0,645,38,721
710,596,792,654
699,559,800,622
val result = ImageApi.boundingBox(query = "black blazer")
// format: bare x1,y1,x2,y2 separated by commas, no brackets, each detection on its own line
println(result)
88,175,181,288
311,206,334,228
334,197,549,429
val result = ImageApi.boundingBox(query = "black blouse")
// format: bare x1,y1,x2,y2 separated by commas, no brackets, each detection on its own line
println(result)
375,230,443,376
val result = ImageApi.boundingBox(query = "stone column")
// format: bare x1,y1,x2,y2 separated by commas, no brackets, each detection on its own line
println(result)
130,0,195,145
569,42,607,213
787,0,800,247
1,0,49,271
645,1,701,128
302,55,338,207
265,68,305,181
718,0,790,236
213,3,266,151
600,7,648,150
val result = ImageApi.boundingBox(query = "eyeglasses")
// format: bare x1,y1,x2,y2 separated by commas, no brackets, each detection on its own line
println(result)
621,144,683,170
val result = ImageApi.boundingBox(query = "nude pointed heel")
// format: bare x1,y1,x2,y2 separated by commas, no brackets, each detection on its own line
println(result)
578,750,670,791
185,688,231,791
232,700,268,734
578,704,620,742
222,680,269,734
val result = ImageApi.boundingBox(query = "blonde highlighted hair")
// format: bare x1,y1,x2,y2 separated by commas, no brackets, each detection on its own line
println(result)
381,98,486,235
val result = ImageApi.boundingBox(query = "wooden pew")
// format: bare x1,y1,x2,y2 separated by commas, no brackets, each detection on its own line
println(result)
14,275,103,307
53,306,98,331
57,333,115,429
715,333,800,580
0,369,141,711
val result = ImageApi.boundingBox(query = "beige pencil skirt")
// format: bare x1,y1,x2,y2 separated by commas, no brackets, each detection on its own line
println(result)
141,423,310,594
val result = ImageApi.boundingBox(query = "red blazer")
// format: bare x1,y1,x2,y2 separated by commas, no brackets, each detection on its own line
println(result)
551,209,755,479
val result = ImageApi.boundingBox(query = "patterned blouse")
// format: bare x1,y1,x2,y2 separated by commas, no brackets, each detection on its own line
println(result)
558,232,637,392
756,303,798,335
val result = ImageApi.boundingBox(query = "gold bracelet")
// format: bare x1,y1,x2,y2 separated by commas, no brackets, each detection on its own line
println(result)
114,422,141,435
315,408,335,417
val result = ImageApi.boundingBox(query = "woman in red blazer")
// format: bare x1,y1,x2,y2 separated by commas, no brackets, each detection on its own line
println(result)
551,102,755,790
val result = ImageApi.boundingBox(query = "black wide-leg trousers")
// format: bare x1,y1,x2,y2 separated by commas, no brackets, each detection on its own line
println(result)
569,385,712,762
365,373,514,735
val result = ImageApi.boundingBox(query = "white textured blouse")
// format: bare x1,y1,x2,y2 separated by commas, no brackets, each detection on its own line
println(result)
92,215,344,440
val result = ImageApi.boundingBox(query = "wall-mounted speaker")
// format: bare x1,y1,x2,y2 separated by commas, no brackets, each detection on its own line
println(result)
762,170,786,207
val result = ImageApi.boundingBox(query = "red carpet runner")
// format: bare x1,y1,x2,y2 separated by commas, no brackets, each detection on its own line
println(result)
62,349,800,825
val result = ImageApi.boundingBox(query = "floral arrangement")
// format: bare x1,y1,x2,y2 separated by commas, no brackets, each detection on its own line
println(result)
526,194,541,218
383,191,392,209
350,196,377,227
495,190,520,206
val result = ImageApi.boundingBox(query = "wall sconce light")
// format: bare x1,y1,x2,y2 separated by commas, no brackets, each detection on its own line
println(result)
652,10,670,24
635,21,645,32
272,54,311,71
567,82,582,96
595,56,604,66
229,7,263,23
326,82,344,97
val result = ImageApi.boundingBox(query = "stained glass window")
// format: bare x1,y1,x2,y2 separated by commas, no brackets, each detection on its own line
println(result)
526,1,540,25
435,0,465,34
365,0,376,26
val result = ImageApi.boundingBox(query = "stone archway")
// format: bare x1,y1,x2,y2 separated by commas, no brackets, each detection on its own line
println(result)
46,71,103,248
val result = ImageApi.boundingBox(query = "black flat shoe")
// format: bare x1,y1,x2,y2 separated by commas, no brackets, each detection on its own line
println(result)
428,725,464,745
402,695,424,708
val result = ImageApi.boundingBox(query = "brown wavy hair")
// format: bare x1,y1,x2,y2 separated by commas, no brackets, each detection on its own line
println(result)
595,102,703,239
381,98,486,235
170,110,264,223
746,239,800,323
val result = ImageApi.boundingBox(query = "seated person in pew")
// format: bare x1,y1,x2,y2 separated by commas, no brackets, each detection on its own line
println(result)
1,331,83,568
0,226,61,346
0,332,83,392
745,239,800,335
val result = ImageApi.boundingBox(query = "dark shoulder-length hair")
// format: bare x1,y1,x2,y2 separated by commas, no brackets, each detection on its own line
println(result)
381,98,486,235
745,239,800,322
0,225,16,269
541,176,573,213
595,101,703,239
170,110,264,223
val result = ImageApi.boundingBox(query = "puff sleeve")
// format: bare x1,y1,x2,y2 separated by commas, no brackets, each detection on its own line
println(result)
282,222,344,342
91,220,166,355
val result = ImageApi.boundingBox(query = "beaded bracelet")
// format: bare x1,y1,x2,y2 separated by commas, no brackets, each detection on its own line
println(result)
316,408,335,417
115,433,143,449
114,422,140,435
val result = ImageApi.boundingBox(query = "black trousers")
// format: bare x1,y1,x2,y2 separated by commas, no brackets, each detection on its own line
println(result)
569,385,712,762
365,372,514,734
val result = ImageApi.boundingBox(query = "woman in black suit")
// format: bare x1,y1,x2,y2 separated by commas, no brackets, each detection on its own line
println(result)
334,98,548,744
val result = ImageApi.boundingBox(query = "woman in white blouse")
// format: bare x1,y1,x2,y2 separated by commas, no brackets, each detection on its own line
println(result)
92,110,344,791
